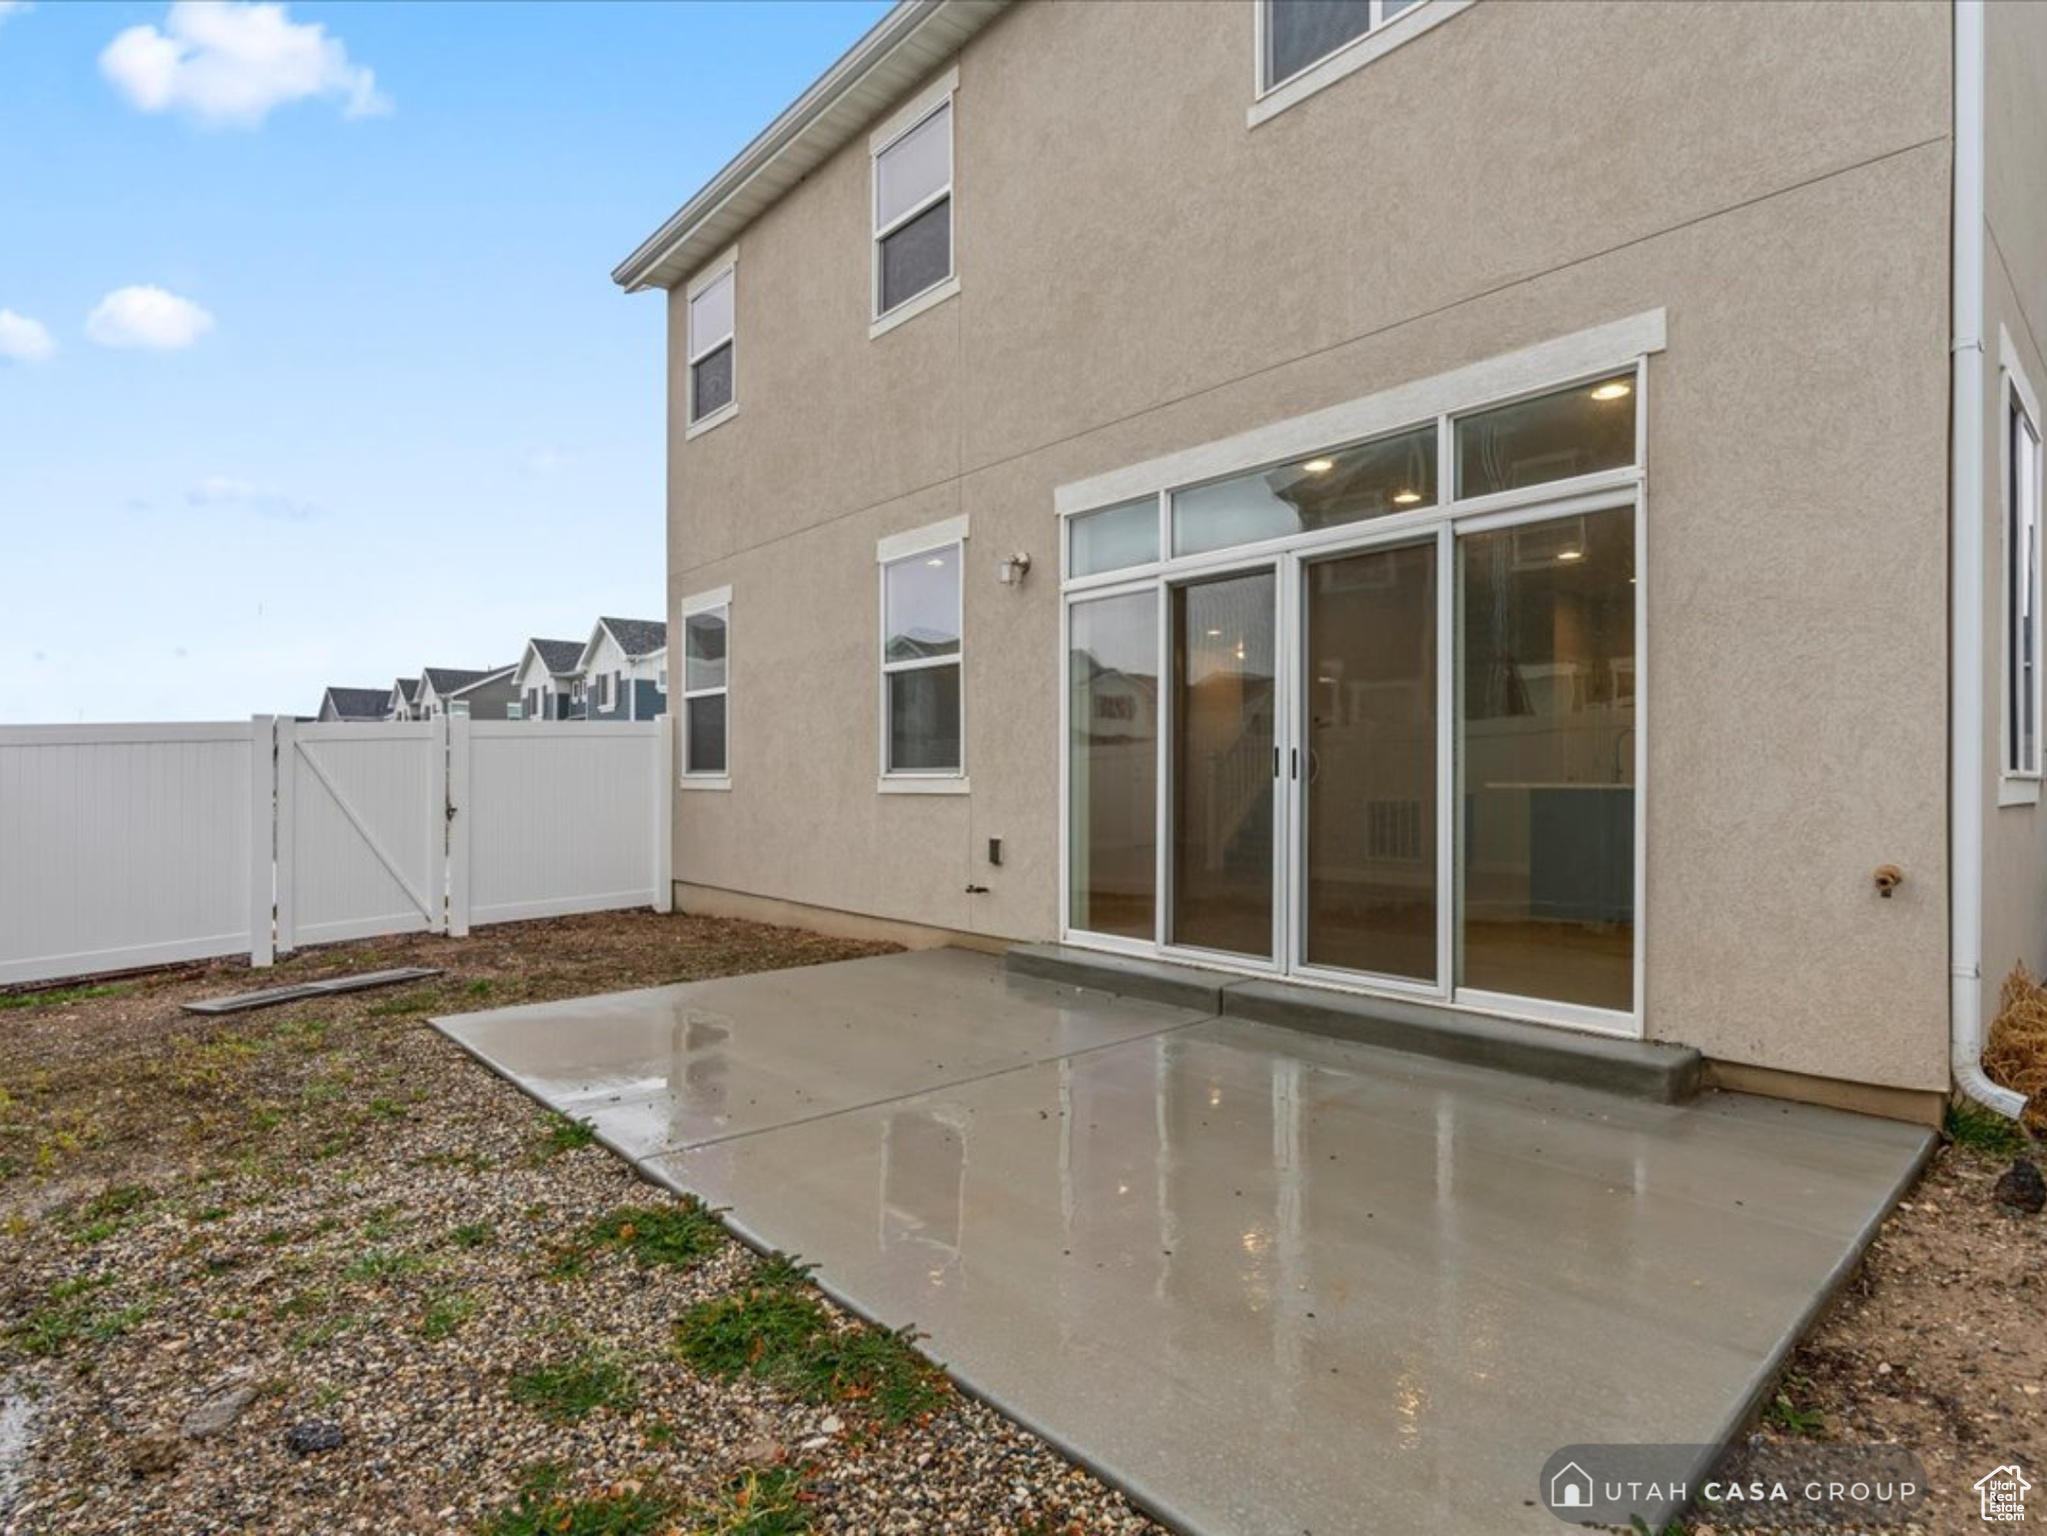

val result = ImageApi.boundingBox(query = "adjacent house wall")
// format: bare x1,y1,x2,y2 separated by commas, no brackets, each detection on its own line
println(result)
1978,0,2047,1022
664,0,1955,1091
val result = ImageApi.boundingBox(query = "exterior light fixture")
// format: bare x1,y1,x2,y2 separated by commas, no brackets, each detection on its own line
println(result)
996,551,1033,585
1589,380,1633,401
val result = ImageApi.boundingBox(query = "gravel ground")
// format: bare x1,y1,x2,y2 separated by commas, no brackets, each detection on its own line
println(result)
0,912,1165,1536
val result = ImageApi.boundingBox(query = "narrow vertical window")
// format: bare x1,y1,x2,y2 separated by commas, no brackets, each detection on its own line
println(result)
881,536,964,775
683,596,730,779
2010,385,2042,777
687,264,735,427
873,99,952,319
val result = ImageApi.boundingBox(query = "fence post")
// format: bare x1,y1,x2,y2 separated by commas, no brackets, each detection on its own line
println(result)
249,715,277,969
446,713,471,937
652,713,674,913
272,714,297,957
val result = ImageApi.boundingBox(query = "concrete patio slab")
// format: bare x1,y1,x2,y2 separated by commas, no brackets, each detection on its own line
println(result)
436,949,1933,1535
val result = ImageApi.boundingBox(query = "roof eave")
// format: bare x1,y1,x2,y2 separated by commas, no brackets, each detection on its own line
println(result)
611,0,1003,294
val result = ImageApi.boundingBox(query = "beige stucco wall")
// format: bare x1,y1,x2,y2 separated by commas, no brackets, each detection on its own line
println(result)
661,0,1956,1091
1978,0,2047,1021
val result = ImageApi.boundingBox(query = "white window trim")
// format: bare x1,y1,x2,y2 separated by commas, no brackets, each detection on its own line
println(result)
878,514,968,790
680,585,732,789
869,66,958,336
684,245,739,440
1249,0,1473,129
2001,326,2043,804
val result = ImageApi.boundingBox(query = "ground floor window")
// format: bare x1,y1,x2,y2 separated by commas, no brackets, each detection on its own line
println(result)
880,526,965,778
1061,360,1644,1031
683,590,730,778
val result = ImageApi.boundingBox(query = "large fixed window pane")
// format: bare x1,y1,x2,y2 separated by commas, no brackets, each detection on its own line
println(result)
1173,423,1437,558
1070,498,1160,578
888,665,961,772
1266,0,1373,87
1171,572,1276,958
1456,372,1636,500
1458,506,1635,1012
1069,591,1160,939
1302,541,1436,980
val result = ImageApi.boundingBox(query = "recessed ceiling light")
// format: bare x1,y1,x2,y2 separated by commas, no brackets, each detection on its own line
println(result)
925,556,946,567
1392,489,1423,506
1557,549,1585,562
1590,380,1633,402
1205,628,1223,638
1302,458,1336,474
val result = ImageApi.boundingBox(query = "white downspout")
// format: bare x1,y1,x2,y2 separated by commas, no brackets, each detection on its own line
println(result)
1950,0,2029,1119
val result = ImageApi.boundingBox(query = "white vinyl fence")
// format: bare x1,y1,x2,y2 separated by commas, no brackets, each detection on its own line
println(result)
0,715,671,987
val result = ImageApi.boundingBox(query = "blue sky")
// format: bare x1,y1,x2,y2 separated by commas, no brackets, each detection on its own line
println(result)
0,0,887,722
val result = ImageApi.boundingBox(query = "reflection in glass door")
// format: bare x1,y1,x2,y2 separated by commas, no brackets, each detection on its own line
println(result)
1170,572,1277,959
1300,542,1437,981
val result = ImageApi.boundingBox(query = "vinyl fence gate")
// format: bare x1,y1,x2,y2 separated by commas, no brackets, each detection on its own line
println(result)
0,715,673,987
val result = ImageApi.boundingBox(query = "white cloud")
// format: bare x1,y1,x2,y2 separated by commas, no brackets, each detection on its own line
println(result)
0,309,54,363
86,285,214,350
186,474,319,522
100,1,388,128
527,448,569,475
0,4,32,32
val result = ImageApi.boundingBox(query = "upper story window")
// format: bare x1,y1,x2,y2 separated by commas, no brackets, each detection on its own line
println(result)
687,254,736,432
1251,0,1469,128
2006,345,2043,786
871,71,957,332
1264,0,1420,89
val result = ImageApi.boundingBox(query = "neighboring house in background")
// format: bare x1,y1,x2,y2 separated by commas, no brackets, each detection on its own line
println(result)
387,677,421,722
513,638,588,721
415,665,519,721
578,617,668,721
615,0,2047,1126
316,687,390,723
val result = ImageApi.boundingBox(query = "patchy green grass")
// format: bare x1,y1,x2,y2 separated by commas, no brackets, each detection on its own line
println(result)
479,1465,679,1536
1946,1099,2028,1157
68,1182,153,1242
674,1286,948,1427
10,1276,149,1356
507,1351,638,1424
0,983,133,1012
364,990,443,1019
343,1247,425,1284
584,1201,727,1270
420,1293,477,1341
538,1112,596,1158
1762,1373,1827,1438
699,1466,811,1535
447,1222,493,1250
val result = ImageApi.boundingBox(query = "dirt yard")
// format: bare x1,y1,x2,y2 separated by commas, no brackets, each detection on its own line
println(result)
1,912,2042,1535
0,912,1163,1536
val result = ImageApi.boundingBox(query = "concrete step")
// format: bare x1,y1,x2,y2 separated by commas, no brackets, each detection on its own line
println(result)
1003,943,1702,1104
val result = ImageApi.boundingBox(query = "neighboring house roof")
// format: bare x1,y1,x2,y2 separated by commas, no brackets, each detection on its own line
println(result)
395,677,420,704
597,618,667,660
421,666,503,696
525,638,585,677
611,0,1004,292
445,665,516,698
321,687,390,720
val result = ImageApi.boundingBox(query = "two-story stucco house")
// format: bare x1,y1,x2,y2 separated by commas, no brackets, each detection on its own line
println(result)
615,0,2047,1126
